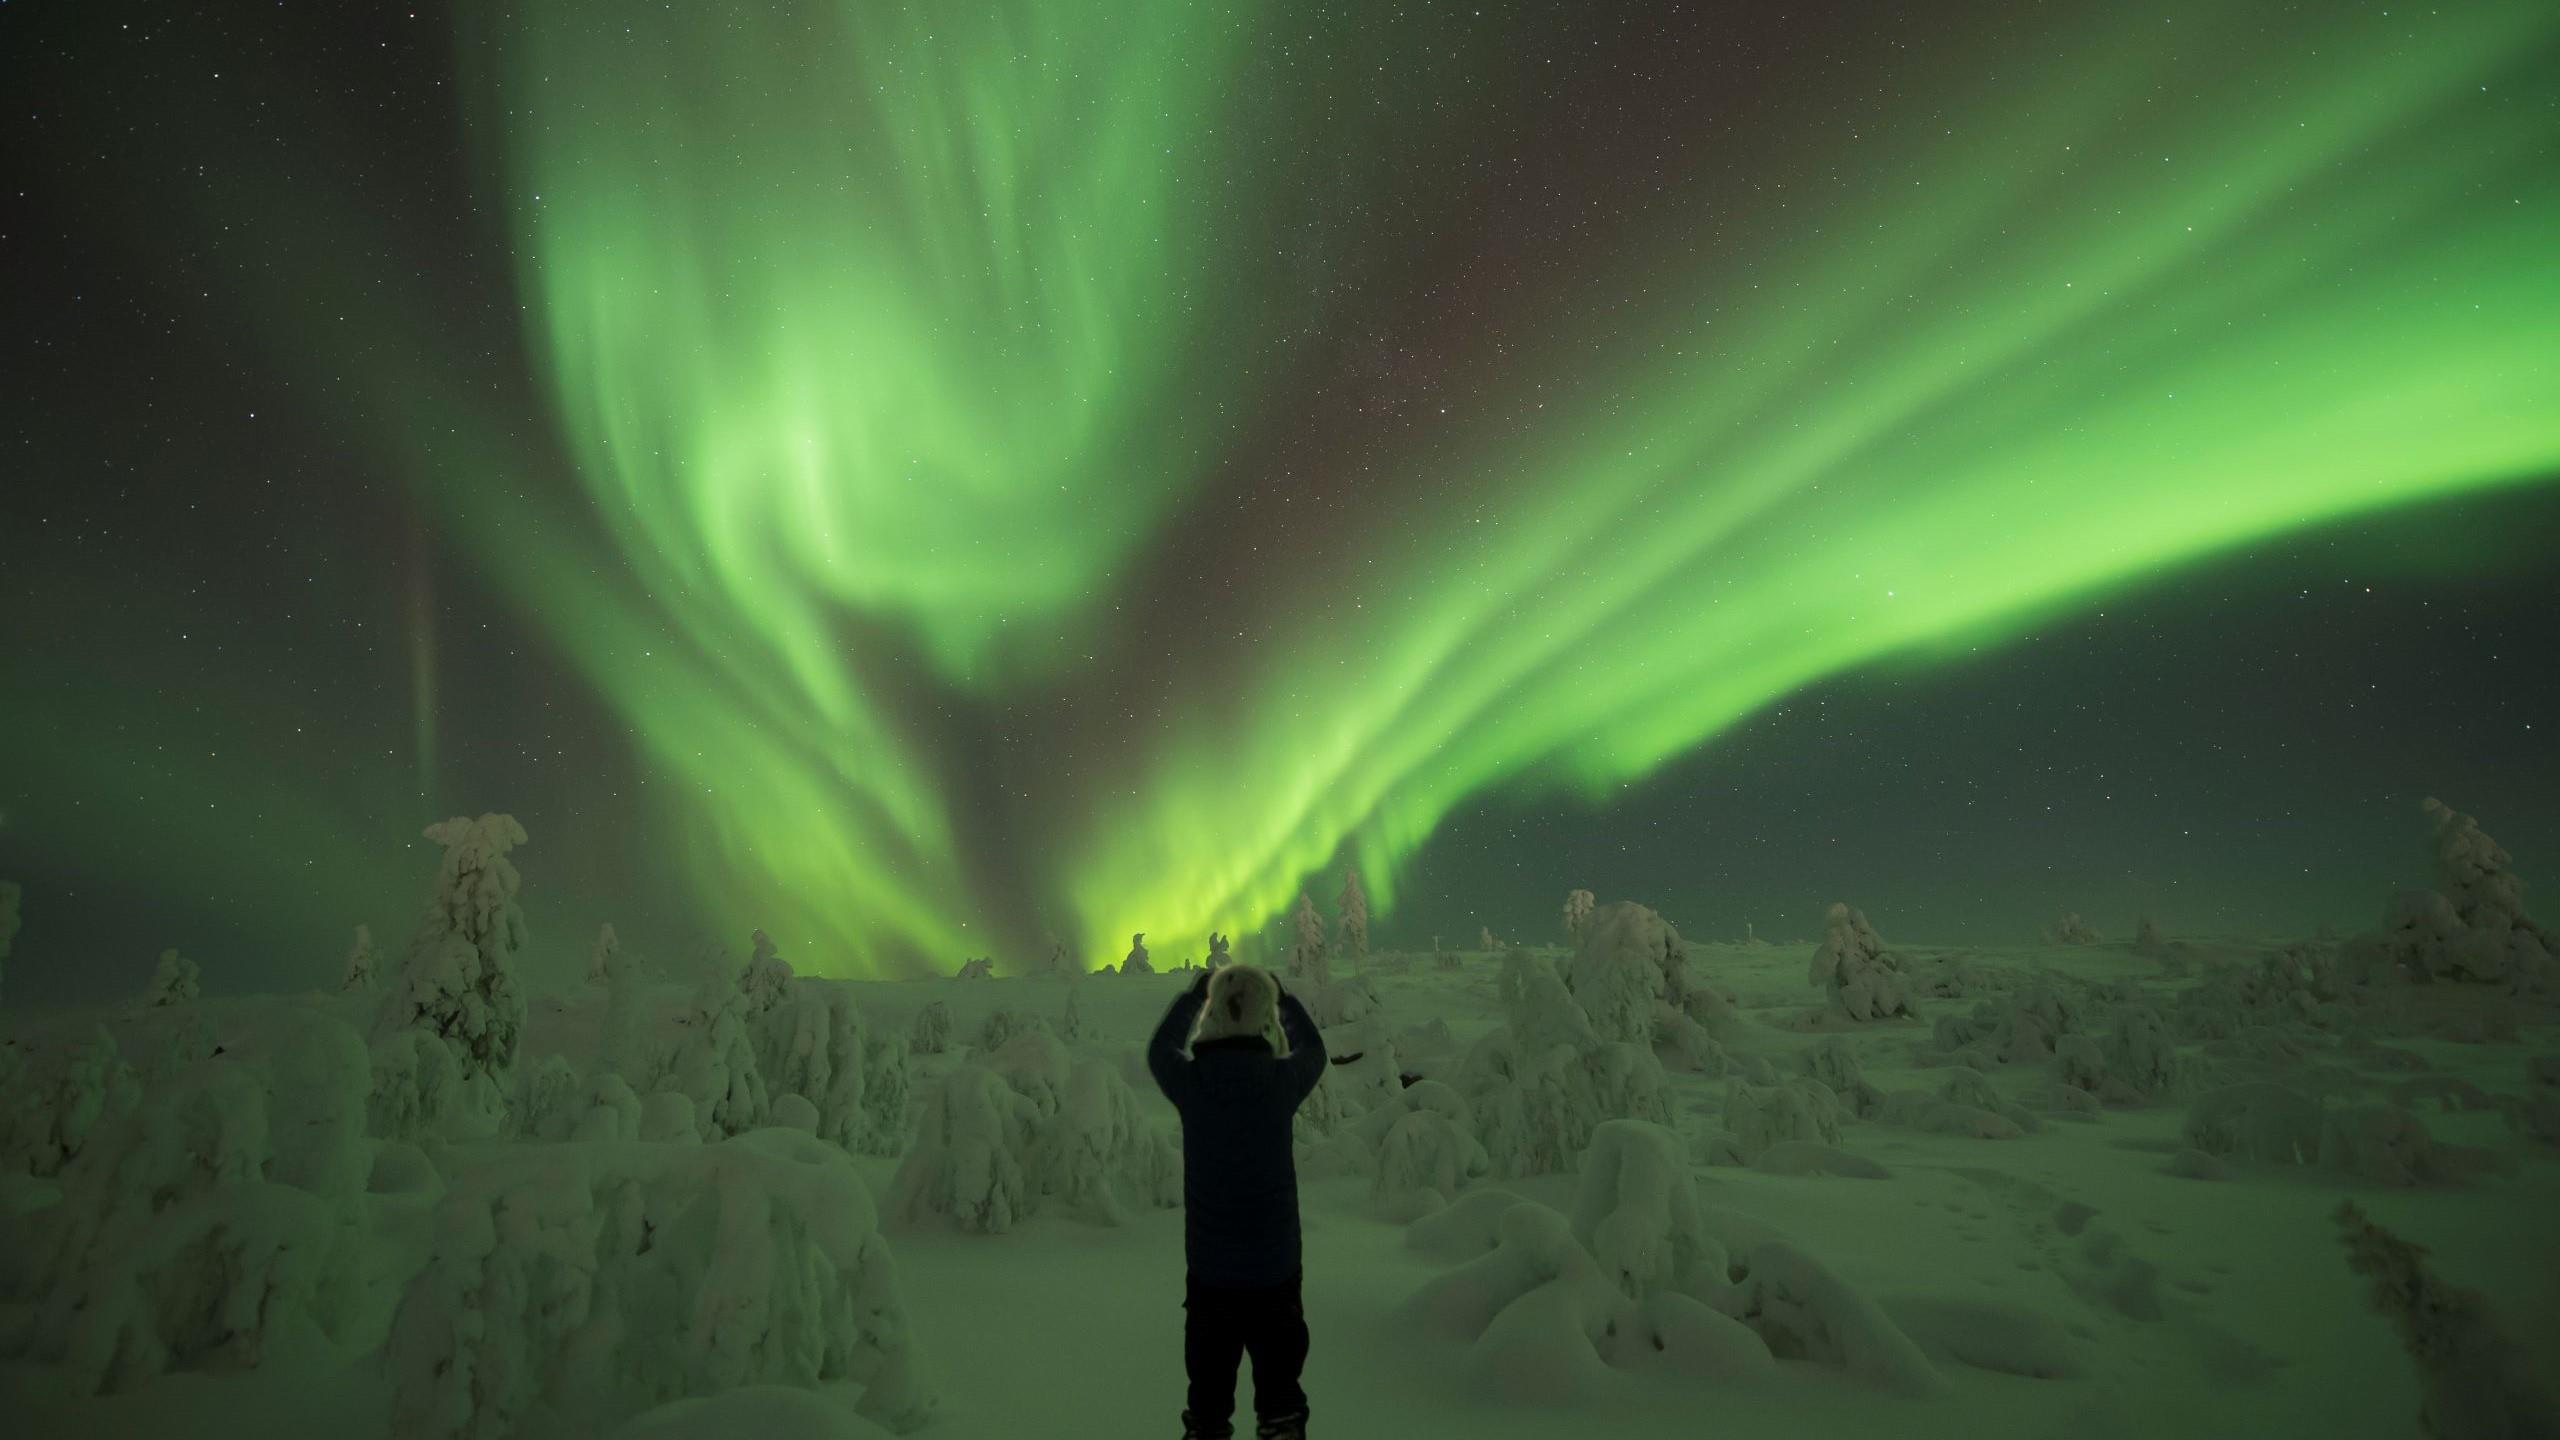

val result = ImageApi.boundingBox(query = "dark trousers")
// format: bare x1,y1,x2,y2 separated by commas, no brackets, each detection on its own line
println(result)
1184,1269,1309,1428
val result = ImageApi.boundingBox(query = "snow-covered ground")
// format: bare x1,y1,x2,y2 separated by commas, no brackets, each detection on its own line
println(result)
4,817,2557,1438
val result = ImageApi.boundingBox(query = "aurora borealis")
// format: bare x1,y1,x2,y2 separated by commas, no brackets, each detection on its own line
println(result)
4,0,2557,994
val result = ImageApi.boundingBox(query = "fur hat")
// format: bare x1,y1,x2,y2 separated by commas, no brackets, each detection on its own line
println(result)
1193,964,1280,1046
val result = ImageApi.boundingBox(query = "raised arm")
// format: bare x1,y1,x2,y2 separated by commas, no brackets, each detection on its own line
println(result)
1276,989,1326,1104
1147,972,1212,1110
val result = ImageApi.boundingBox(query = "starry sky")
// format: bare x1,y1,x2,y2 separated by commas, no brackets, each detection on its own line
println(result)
4,1,2556,1002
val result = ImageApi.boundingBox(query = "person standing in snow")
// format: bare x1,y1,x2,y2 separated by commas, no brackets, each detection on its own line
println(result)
1148,962,1326,1440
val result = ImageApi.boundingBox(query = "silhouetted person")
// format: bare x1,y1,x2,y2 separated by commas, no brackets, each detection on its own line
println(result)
1148,963,1325,1440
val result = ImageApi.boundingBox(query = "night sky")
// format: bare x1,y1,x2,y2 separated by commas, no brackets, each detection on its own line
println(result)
4,1,2555,1003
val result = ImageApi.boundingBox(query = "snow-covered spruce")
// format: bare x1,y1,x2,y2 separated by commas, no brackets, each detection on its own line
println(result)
385,1128,932,1440
1937,979,2088,1065
2345,798,2557,990
587,922,620,986
375,815,530,1092
1564,900,1685,1048
886,1026,1175,1232
977,1007,1036,1054
954,956,994,981
1289,894,1329,987
1303,1077,1486,1213
140,948,200,1008
1336,867,1370,962
883,1062,1038,1233
1570,1120,1723,1302
659,977,767,1141
1707,1076,1842,1164
1809,903,1914,1022
2044,913,2100,946
907,1000,951,1056
1459,951,1673,1178
1797,1035,1884,1119
1562,888,1596,947
343,924,377,991
1121,932,1153,977
0,1025,140,1180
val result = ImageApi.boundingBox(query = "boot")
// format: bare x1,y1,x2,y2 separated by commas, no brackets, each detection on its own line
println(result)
1182,1411,1235,1440
1255,1410,1308,1440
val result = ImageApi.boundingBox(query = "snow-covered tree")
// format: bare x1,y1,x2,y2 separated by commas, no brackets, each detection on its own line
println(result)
1044,933,1072,975
857,1029,912,1157
1571,1120,1721,1301
885,1063,1041,1233
660,978,767,1140
1808,903,1914,1022
2044,913,2101,946
586,922,619,985
0,1025,138,1178
141,948,200,1007
379,814,530,1082
2134,916,2166,955
1461,951,1672,1178
1289,893,1329,986
1336,868,1370,962
1121,933,1153,977
956,955,995,980
978,1008,1035,1053
1059,986,1084,1043
1563,889,1596,946
1206,931,1232,970
342,924,376,991
961,1027,1180,1226
1479,926,1497,952
1371,1103,1490,1221
909,1000,952,1055
1716,1076,1842,1163
388,1130,933,1439
1566,901,1688,1048
739,928,794,1014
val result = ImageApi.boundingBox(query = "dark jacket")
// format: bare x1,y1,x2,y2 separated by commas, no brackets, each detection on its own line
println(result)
1147,980,1327,1288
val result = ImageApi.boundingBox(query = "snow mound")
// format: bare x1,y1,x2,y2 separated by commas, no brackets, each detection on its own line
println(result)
613,1384,899,1440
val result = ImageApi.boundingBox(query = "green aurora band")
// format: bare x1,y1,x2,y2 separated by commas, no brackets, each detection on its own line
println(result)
457,0,2557,971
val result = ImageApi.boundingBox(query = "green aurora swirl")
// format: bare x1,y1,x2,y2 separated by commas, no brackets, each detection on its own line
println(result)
428,0,2560,970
